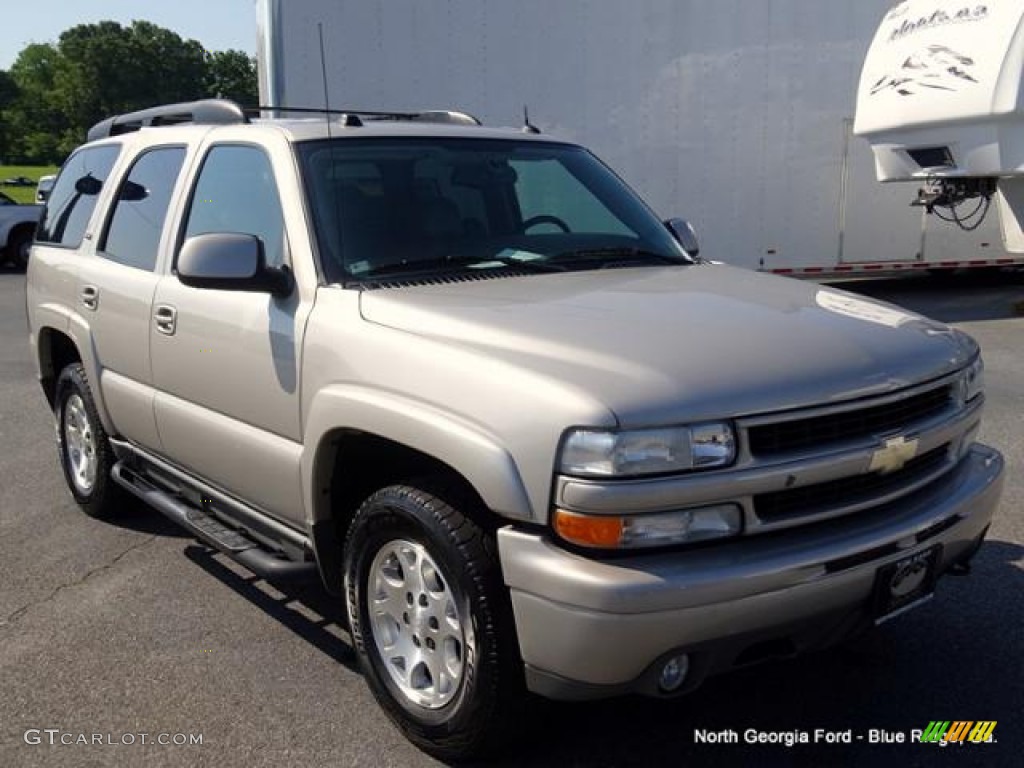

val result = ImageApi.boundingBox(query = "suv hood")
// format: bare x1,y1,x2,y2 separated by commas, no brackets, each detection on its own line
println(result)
359,265,974,426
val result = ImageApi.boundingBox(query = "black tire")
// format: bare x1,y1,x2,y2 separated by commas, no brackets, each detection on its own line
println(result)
55,363,126,518
8,227,32,270
344,483,523,761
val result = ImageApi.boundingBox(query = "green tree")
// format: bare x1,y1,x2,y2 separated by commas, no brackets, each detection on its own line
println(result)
52,21,208,156
0,69,20,161
6,44,66,163
205,50,258,106
3,20,257,164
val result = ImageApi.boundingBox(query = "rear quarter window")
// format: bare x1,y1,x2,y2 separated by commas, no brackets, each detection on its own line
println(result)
37,145,122,248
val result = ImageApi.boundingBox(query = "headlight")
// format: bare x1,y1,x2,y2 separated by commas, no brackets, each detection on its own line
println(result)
963,356,984,403
554,505,742,549
559,423,735,477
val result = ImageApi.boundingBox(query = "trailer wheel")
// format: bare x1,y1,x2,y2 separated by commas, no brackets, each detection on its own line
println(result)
344,483,522,760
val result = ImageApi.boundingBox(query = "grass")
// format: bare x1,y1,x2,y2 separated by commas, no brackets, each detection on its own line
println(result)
0,165,60,204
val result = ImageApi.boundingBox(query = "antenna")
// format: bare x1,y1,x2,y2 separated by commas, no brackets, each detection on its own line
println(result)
317,22,351,281
522,104,540,134
318,23,335,138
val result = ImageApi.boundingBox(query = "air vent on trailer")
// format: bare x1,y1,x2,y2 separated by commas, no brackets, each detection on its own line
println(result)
907,146,955,170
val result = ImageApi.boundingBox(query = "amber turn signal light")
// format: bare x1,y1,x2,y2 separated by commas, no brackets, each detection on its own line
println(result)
554,508,624,548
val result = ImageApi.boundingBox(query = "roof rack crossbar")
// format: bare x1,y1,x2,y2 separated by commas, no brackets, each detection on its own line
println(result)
253,105,482,126
87,99,249,142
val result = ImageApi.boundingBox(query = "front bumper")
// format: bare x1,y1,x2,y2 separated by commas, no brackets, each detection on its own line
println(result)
498,444,1003,700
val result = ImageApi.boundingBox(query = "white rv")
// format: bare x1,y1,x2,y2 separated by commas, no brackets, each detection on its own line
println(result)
255,0,1024,275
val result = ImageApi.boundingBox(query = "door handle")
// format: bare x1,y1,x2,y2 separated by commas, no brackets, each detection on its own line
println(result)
80,285,99,310
154,304,177,336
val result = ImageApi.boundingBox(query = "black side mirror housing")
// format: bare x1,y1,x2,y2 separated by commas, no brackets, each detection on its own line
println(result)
664,217,700,259
177,233,293,297
74,175,103,196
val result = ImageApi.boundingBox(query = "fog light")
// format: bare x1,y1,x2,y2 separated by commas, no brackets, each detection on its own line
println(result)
659,654,690,692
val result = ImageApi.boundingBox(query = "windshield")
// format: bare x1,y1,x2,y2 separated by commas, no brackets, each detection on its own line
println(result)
297,138,690,284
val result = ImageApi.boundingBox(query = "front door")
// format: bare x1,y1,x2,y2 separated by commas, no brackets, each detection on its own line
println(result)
149,143,310,526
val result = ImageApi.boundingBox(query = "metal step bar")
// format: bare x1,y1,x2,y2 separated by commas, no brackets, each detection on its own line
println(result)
110,454,317,586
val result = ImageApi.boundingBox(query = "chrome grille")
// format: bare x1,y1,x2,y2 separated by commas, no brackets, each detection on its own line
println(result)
747,384,954,457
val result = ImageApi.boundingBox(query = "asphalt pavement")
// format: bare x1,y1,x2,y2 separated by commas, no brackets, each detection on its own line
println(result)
0,267,1021,768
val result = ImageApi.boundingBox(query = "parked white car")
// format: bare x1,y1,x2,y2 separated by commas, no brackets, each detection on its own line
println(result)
0,191,41,269
35,174,56,204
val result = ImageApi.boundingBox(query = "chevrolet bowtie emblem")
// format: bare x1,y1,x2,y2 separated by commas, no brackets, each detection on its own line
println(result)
869,436,919,475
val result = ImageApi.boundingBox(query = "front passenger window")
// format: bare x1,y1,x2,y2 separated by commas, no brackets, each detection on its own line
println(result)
182,145,287,268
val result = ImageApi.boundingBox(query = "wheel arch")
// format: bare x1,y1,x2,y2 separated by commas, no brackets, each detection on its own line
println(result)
303,387,535,594
36,326,83,409
36,324,116,438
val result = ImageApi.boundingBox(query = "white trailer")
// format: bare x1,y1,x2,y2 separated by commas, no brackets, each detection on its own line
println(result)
856,0,1024,258
255,0,1024,276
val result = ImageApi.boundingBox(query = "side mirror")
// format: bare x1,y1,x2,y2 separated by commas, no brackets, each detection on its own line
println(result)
178,233,293,297
118,180,149,202
74,175,103,196
665,218,700,259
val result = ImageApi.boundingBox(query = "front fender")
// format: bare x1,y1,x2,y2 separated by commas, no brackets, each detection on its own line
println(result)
302,384,535,525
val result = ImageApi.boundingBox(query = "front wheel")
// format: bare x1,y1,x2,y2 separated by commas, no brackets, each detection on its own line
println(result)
344,484,522,760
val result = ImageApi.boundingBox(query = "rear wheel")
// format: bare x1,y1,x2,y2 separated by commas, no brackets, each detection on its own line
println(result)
344,483,522,760
55,363,125,518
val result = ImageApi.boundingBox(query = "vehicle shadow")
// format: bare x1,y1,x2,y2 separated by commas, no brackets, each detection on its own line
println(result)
830,271,1024,324
137,505,1022,767
103,495,193,538
182,543,358,672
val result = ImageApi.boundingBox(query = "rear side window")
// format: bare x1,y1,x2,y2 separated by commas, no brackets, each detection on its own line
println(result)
181,145,287,267
37,145,121,247
100,147,187,271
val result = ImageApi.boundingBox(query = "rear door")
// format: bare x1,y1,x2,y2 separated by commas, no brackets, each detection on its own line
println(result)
31,145,122,354
75,145,190,449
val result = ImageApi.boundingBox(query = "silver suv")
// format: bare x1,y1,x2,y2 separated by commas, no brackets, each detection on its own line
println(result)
26,99,1004,759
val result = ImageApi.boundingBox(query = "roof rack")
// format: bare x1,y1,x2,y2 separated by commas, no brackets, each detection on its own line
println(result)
251,105,482,127
87,99,248,142
86,101,484,142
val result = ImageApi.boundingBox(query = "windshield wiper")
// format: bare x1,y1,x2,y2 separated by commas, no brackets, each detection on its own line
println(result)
359,254,565,278
551,247,690,267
